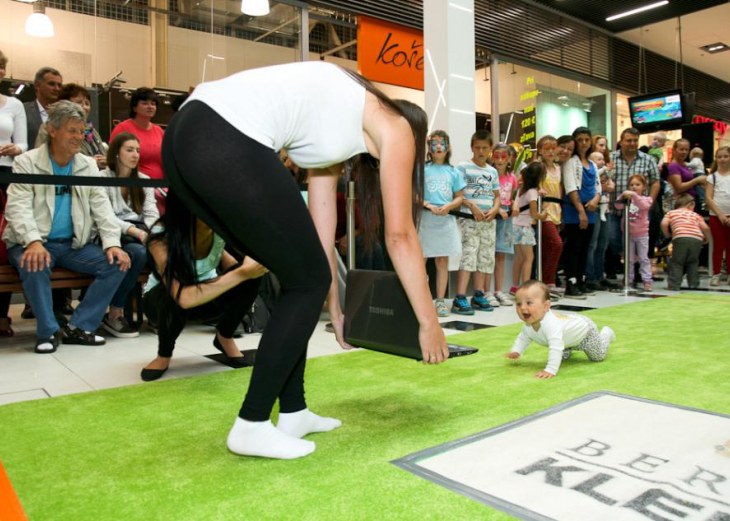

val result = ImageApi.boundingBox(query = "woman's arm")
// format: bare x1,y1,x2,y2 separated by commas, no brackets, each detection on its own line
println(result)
377,122,449,364
704,182,725,220
307,166,348,346
667,164,706,194
149,240,266,309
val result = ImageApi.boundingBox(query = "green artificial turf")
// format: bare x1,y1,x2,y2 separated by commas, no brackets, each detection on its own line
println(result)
0,294,728,521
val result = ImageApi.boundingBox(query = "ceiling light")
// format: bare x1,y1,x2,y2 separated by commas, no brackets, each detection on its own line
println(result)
606,1,668,22
558,95,569,100
562,102,570,107
584,108,592,113
700,42,730,54
241,0,269,16
25,2,54,38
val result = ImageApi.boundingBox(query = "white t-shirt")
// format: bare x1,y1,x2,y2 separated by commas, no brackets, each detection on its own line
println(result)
708,171,730,216
185,62,368,169
510,310,591,375
0,97,28,168
456,160,500,213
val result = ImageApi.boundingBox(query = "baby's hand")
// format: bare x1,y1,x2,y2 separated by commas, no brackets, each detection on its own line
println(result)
535,370,555,379
505,352,520,359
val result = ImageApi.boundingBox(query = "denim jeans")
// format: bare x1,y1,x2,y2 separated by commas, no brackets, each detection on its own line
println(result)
8,240,127,339
110,242,147,309
586,218,610,282
608,213,624,258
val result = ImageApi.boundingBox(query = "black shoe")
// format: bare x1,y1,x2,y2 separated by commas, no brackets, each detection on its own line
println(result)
585,281,603,292
21,304,34,320
565,282,587,300
34,330,62,354
213,335,248,368
141,366,168,381
600,279,619,290
578,282,597,296
61,326,106,346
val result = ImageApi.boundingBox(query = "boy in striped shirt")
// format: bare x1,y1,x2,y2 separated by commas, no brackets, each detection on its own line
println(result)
661,193,711,290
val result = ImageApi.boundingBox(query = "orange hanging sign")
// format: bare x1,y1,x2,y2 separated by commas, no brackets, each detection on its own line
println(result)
357,15,424,91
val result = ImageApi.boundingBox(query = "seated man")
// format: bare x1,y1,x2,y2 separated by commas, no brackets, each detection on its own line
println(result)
3,100,130,353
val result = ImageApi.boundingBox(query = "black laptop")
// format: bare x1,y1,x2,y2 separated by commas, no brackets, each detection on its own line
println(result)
344,270,479,361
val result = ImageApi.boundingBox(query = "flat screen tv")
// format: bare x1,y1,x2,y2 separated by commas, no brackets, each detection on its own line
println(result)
628,90,685,133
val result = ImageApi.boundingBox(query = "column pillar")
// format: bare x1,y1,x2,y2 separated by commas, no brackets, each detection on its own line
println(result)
150,0,169,87
424,0,475,163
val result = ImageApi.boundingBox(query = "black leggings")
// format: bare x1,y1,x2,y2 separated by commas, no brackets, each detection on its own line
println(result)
162,101,332,422
563,223,595,284
143,281,256,358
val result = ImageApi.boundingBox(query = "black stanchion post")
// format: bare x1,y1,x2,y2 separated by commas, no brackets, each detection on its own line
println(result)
536,195,543,282
346,180,356,271
619,198,637,296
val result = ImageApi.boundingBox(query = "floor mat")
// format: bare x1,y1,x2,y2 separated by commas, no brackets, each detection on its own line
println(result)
394,391,730,520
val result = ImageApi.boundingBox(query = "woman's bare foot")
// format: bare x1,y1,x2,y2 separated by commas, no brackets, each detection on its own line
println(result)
144,356,171,371
216,332,243,358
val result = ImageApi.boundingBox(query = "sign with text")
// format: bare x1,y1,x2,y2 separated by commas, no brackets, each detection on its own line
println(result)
394,392,730,521
357,15,424,91
517,76,538,162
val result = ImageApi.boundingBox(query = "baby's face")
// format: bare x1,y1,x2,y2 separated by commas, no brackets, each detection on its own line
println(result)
651,135,666,147
590,153,605,168
515,287,551,327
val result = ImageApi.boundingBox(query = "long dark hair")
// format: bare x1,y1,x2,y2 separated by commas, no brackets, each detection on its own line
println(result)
340,68,427,241
106,132,146,214
520,162,546,193
148,190,199,301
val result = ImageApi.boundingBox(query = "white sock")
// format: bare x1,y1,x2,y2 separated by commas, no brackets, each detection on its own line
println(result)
600,326,616,344
277,408,342,439
226,418,315,460
36,341,54,352
68,324,104,343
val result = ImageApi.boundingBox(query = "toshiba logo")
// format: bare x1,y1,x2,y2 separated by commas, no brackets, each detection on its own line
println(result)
369,306,394,316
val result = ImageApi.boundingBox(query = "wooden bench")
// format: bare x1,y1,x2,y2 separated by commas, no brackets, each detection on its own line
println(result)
0,265,149,328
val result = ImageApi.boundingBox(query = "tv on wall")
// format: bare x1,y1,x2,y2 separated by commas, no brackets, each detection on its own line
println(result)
628,90,686,133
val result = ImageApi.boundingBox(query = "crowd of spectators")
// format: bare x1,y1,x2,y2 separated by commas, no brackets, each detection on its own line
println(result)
0,54,728,360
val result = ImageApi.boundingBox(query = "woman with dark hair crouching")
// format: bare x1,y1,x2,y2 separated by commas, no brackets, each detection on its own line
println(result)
99,132,159,337
141,190,267,382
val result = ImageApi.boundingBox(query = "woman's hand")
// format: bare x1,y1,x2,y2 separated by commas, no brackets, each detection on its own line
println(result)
579,211,588,230
0,144,21,157
94,155,107,169
505,351,520,359
695,175,708,186
331,312,354,350
235,257,268,281
419,320,449,365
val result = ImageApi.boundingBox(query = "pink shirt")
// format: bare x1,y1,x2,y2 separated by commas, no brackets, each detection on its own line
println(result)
110,119,165,180
513,188,538,227
498,172,517,207
615,194,652,238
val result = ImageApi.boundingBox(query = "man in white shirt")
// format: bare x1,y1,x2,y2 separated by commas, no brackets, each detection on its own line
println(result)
23,67,62,150
506,280,615,378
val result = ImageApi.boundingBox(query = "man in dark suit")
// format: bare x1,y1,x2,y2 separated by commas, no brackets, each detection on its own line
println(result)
23,67,62,149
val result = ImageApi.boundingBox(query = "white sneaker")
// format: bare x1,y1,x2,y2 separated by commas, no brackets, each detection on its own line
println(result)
710,274,722,287
486,293,501,307
494,291,513,306
600,326,616,344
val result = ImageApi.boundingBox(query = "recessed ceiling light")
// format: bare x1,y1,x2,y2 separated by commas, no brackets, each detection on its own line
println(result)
700,42,730,54
606,1,668,22
558,95,569,100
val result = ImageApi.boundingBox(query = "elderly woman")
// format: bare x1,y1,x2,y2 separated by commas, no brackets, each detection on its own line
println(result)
4,101,129,354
